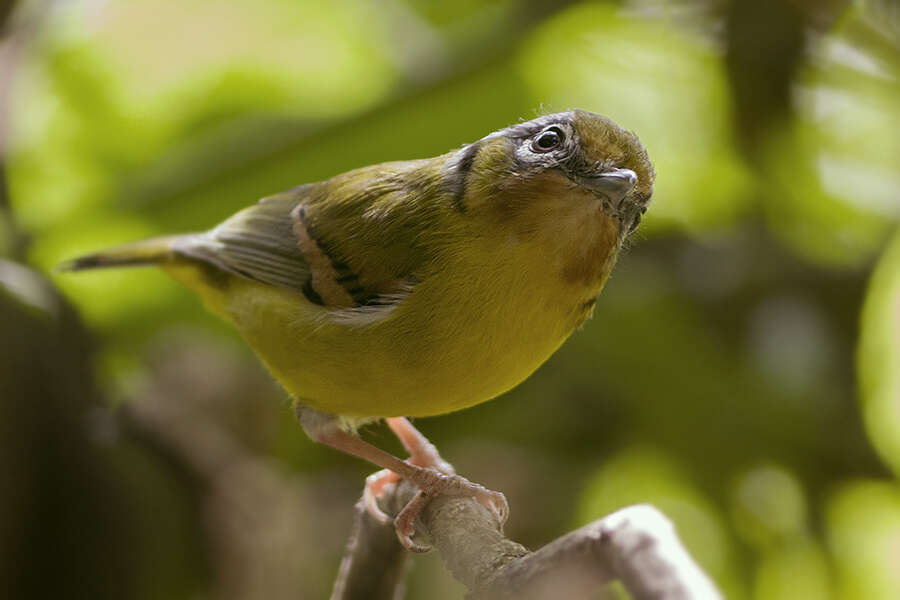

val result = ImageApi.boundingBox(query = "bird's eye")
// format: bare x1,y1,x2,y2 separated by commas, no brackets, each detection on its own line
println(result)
531,127,564,153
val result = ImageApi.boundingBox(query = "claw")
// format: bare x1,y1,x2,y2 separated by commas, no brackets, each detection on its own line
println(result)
363,469,398,524
487,490,509,524
386,468,507,551
394,490,433,552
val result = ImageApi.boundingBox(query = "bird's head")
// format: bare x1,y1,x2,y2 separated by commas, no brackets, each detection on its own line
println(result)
452,110,655,239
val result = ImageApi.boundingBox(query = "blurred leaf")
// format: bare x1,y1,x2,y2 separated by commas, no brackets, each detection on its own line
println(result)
73,0,398,116
827,480,900,600
8,0,399,233
753,538,832,600
731,464,808,548
858,229,900,475
759,7,900,268
404,0,511,28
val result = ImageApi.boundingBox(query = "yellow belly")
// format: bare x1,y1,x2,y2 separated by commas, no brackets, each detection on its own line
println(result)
165,252,603,419
164,205,619,419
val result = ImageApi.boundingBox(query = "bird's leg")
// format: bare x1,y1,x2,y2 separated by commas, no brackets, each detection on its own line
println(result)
385,417,454,473
383,417,510,550
362,417,457,532
363,417,452,524
298,408,507,552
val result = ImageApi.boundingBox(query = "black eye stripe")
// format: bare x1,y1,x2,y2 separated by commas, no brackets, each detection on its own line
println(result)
449,141,481,212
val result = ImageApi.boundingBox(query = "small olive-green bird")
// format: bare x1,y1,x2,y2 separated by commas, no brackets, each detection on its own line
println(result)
64,110,654,550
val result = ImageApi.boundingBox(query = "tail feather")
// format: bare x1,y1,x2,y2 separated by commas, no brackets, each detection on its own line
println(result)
58,236,183,272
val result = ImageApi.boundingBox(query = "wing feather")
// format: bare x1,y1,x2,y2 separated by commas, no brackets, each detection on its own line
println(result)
171,172,430,312
176,191,312,291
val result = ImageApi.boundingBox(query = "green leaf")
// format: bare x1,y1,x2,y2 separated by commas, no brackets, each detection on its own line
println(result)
858,230,900,474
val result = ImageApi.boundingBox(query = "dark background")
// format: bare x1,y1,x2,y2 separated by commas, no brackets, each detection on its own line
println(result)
1,1,899,598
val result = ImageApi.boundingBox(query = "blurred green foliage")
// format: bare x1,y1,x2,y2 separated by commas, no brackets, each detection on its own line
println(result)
859,230,900,475
2,0,899,598
827,481,900,600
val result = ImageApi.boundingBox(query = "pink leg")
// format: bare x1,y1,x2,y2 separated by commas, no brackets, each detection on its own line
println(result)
363,418,442,525
308,419,507,552
385,417,453,473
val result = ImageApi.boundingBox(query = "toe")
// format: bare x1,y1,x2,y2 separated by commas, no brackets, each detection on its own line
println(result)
490,491,509,524
474,488,508,524
363,485,392,524
394,490,433,553
363,469,399,524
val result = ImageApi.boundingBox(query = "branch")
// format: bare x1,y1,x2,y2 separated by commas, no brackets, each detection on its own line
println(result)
332,476,721,600
330,496,410,600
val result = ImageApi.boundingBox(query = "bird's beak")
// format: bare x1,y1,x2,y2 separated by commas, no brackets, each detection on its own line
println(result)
581,168,638,210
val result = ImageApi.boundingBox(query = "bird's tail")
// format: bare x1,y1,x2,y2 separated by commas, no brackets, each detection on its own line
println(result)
57,236,183,272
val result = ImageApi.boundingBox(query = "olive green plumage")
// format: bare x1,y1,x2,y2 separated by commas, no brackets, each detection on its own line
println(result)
63,110,654,425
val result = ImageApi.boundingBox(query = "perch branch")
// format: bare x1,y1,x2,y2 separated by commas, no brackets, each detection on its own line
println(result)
332,475,721,600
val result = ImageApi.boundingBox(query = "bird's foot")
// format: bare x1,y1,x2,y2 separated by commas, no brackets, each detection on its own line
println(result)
304,411,508,552
365,463,508,552
393,467,508,552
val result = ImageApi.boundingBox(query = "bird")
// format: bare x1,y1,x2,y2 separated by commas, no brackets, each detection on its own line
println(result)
62,109,655,551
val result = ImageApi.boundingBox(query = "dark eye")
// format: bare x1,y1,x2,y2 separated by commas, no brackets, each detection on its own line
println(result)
531,127,564,153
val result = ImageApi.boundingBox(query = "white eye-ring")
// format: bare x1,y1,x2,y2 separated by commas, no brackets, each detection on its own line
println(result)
531,126,565,153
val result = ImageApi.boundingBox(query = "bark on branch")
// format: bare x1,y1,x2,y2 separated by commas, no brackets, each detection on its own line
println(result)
332,476,721,600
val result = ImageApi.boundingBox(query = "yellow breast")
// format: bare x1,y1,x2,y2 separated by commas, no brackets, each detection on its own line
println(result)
165,175,621,419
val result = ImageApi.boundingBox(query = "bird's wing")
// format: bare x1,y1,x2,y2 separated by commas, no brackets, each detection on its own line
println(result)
175,162,437,309
175,188,314,293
